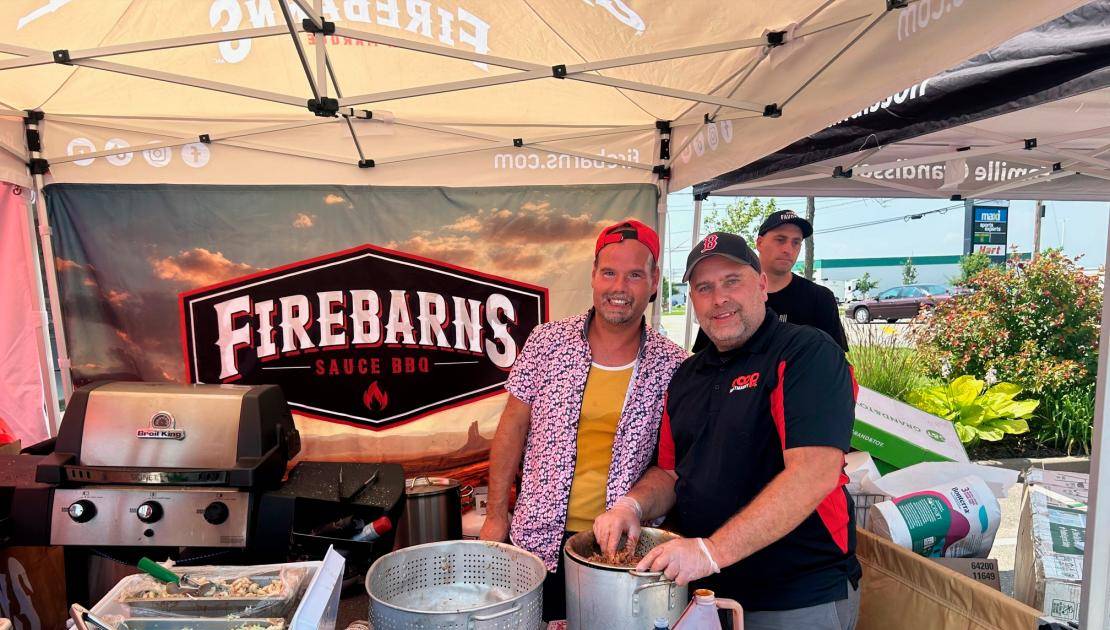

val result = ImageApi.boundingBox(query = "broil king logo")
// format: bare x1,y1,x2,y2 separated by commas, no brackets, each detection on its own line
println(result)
180,244,548,429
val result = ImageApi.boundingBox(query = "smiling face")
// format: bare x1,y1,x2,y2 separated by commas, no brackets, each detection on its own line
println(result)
756,223,804,276
689,255,768,351
592,239,658,327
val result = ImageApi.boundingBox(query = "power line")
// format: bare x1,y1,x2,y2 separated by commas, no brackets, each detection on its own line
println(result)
814,203,963,235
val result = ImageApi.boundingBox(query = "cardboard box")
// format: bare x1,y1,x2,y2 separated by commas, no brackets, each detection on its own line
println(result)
1014,469,1088,624
931,558,1002,590
852,386,969,470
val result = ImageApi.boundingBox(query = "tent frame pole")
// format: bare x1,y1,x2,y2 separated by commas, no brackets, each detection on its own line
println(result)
684,195,704,350
0,27,290,71
23,115,73,406
12,123,61,436
1080,220,1110,629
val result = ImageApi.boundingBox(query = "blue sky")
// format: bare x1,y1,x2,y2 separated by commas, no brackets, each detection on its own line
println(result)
661,189,1110,285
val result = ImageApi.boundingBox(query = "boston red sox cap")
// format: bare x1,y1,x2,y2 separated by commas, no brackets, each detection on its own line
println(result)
683,231,761,282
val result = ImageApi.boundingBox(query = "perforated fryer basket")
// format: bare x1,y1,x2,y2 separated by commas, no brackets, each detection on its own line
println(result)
366,540,545,629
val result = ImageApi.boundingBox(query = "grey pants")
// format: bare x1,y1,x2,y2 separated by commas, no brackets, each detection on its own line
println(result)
738,581,860,630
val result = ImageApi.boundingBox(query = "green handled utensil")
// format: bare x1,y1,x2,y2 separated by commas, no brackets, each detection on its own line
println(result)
137,557,223,596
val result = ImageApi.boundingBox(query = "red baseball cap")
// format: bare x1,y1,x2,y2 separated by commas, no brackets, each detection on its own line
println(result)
594,219,660,263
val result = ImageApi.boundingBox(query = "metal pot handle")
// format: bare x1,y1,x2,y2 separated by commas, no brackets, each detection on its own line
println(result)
467,602,521,628
630,573,678,616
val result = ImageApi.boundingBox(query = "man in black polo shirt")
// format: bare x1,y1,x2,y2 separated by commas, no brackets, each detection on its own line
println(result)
594,232,860,630
692,210,848,353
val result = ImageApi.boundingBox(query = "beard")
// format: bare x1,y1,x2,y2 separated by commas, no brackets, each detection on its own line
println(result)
700,303,763,351
598,293,638,325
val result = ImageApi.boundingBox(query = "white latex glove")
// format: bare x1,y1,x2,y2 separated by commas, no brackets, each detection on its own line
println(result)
636,537,721,585
593,496,642,556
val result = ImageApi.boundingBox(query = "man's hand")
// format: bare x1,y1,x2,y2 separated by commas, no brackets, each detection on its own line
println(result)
635,537,721,586
593,496,642,556
479,511,510,542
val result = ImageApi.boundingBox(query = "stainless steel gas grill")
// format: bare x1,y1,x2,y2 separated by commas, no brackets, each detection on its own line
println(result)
36,381,301,549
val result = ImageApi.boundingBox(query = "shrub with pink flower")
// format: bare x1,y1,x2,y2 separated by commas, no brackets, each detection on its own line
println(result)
914,250,1101,451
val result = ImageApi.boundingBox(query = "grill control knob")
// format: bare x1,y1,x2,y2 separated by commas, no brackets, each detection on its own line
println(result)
136,501,163,524
203,501,229,525
68,500,96,523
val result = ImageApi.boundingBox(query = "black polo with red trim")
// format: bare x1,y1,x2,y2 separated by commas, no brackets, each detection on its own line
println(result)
658,306,860,611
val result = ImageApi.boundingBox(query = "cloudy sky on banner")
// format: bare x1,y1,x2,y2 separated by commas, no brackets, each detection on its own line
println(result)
48,185,655,388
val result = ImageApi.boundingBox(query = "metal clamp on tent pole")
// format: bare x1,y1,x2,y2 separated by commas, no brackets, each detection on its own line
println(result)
551,65,567,79
652,165,671,180
693,191,710,201
765,31,786,48
301,18,335,35
198,134,212,144
1024,138,1038,150
950,195,964,201
1053,162,1062,172
513,138,524,147
832,166,853,178
24,109,44,123
763,103,782,118
354,110,373,119
358,159,375,168
307,97,340,117
886,0,909,10
28,158,49,175
52,49,71,64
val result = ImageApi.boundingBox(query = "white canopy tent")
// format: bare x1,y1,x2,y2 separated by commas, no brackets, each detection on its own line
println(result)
0,0,1100,624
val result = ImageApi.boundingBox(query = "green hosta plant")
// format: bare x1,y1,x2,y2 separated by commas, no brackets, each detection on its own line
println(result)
906,375,1039,445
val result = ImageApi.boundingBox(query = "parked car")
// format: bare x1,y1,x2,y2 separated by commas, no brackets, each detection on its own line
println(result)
845,284,959,323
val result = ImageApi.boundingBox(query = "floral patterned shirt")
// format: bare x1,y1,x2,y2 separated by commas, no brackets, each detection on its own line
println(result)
505,309,687,570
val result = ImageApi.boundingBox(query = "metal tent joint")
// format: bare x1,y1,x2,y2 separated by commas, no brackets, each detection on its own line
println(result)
52,49,70,64
24,109,44,123
551,64,567,79
832,165,853,178
301,18,335,35
513,138,523,147
1024,137,1038,150
950,194,964,201
886,0,910,10
652,164,671,180
198,134,211,144
358,159,375,168
763,103,782,118
765,31,787,48
307,97,340,117
655,120,672,132
28,157,49,175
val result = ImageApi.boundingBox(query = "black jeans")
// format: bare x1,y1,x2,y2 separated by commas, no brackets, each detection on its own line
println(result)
542,531,576,622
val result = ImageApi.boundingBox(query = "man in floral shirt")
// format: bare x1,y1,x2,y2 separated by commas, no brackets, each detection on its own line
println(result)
480,219,687,621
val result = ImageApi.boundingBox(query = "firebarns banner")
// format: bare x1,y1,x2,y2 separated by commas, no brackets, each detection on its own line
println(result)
47,183,655,476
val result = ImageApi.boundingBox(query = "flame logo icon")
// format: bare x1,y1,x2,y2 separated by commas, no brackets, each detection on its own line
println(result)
363,381,389,413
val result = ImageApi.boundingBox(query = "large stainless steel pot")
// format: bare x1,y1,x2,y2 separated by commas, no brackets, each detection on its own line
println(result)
564,528,687,630
366,539,545,629
393,477,470,548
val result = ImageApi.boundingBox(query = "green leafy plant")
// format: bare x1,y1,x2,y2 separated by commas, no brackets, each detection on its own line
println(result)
956,252,993,285
703,197,778,243
902,257,918,285
906,375,1039,445
855,272,879,297
849,324,937,401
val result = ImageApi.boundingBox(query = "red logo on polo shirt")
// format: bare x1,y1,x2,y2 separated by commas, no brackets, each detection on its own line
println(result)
729,372,760,393
702,234,718,252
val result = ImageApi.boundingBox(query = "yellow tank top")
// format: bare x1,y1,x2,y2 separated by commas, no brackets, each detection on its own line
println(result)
565,361,635,532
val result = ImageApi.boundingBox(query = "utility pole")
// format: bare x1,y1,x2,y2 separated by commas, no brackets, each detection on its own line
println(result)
1033,200,1044,260
804,196,816,280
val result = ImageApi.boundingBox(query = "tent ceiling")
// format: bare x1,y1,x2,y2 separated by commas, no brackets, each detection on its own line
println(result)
701,1,1110,201
0,0,1090,188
